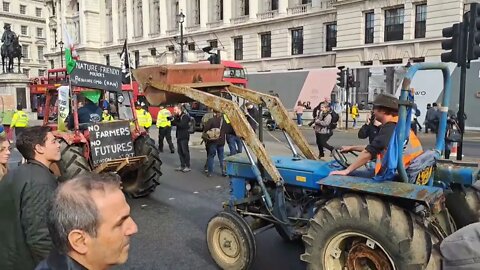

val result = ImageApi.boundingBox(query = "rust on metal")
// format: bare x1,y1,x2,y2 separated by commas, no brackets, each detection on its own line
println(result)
347,242,392,270
133,64,224,105
138,79,284,183
226,84,317,160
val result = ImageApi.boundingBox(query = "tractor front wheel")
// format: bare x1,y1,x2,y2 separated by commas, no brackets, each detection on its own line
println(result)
301,194,432,270
121,136,162,198
57,142,91,182
207,211,256,270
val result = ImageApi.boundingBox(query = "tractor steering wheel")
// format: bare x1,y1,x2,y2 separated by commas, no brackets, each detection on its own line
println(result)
332,148,351,169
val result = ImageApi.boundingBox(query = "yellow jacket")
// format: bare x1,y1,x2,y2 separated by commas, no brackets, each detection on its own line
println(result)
156,108,172,128
136,108,152,128
351,106,359,119
11,110,29,127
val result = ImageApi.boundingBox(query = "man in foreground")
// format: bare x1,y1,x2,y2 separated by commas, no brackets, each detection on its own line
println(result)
36,173,138,270
0,126,61,270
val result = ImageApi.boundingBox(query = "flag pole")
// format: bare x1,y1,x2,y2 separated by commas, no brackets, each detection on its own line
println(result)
124,40,140,131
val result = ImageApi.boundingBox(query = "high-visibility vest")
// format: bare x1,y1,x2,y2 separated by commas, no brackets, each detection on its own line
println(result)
156,108,172,128
374,117,423,175
11,110,29,127
102,112,114,122
136,108,152,128
223,114,231,124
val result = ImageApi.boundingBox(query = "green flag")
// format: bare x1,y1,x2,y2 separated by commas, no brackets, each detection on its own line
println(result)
63,26,77,74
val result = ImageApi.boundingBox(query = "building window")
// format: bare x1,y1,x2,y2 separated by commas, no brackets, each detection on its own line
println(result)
23,69,29,77
167,45,175,51
49,60,54,69
36,7,42,17
37,46,44,60
415,4,427,38
325,23,337,52
365,12,374,44
134,50,140,68
38,69,45,76
150,48,156,56
291,28,303,55
36,28,43,38
188,42,196,51
20,4,26,14
385,7,404,42
271,0,278,10
209,39,218,48
240,0,249,16
302,0,312,4
215,0,223,21
234,36,243,60
134,0,143,37
150,0,161,34
105,54,110,65
193,0,201,25
22,45,29,59
3,2,9,12
21,25,28,36
260,32,271,58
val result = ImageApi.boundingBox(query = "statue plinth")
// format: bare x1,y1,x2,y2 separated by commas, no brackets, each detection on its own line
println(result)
0,73,34,122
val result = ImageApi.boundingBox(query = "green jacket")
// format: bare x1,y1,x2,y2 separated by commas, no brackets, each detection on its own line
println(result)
0,160,57,270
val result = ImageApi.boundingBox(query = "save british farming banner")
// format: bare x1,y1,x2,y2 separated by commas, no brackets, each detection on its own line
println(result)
70,60,122,92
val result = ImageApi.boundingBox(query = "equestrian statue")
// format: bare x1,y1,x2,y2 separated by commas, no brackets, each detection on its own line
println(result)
1,24,22,73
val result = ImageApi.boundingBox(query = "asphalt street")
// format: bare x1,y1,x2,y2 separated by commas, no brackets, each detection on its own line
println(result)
6,126,480,270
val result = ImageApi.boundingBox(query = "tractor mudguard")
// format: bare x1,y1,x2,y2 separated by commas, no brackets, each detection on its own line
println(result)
318,175,445,213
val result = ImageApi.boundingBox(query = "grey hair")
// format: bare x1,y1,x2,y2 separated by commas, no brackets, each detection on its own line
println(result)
47,172,122,254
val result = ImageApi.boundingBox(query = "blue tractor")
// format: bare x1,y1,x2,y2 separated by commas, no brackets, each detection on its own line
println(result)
204,63,479,269
132,62,478,270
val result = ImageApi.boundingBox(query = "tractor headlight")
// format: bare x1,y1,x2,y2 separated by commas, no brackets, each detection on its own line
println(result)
246,183,251,191
117,94,125,104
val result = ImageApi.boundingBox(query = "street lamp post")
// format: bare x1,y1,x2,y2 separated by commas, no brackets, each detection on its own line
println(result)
58,40,64,68
176,12,185,62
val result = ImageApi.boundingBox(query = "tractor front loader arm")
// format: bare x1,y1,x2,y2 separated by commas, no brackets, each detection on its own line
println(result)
226,84,317,160
147,81,284,184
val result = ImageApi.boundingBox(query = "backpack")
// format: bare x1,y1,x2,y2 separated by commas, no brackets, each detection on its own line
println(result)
329,111,339,129
185,114,196,134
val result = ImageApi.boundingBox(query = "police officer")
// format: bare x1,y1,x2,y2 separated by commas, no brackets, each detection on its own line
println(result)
102,109,114,122
11,104,29,138
135,101,152,132
156,105,174,153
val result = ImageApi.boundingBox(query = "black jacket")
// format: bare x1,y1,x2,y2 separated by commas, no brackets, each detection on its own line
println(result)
35,250,87,270
203,115,227,146
172,113,190,140
67,102,102,130
0,160,57,270
358,123,380,144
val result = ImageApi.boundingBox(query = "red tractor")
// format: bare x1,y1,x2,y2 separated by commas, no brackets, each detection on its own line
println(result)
42,69,162,197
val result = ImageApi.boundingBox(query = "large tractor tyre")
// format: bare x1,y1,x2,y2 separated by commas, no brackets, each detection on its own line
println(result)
122,136,162,198
301,194,432,270
465,185,480,221
445,189,478,229
57,142,90,182
207,211,256,270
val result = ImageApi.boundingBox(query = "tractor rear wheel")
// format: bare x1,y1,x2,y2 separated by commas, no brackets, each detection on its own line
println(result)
465,185,480,221
207,211,256,270
121,136,162,198
57,142,90,182
301,194,432,270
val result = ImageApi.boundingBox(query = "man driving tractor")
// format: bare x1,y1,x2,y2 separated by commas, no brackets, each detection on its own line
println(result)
67,90,103,130
330,93,423,178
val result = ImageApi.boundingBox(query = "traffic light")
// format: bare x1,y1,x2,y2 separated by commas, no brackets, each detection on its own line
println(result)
441,22,464,63
347,74,354,88
468,3,480,61
336,66,345,88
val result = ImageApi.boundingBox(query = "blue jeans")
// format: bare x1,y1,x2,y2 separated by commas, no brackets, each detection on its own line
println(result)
207,143,225,174
296,113,303,125
226,134,243,155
